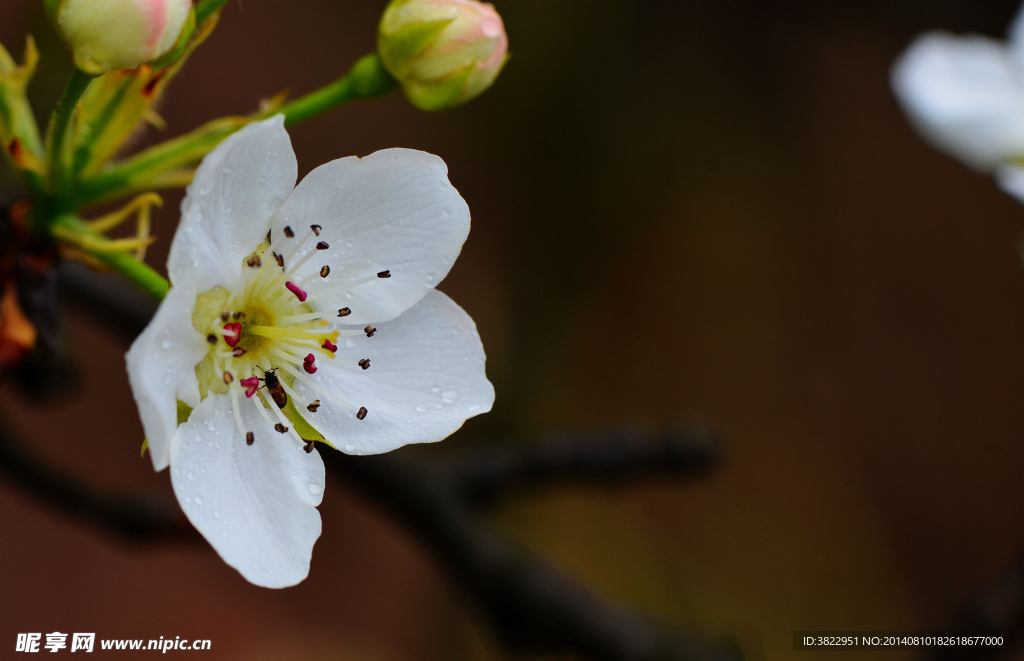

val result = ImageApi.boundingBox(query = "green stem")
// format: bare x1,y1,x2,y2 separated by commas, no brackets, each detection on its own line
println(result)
77,54,398,206
46,68,93,194
53,215,169,300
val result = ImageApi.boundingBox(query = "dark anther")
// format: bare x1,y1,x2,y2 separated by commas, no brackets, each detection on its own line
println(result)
337,308,351,318
307,400,321,413
364,326,376,338
220,311,230,322
358,359,371,370
284,226,295,238
310,225,322,236
246,431,255,446
232,347,246,357
223,371,234,384
377,270,391,279
356,407,368,420
303,441,315,454
320,266,330,278
274,423,289,434
274,252,284,268
246,255,261,268
233,311,246,320
207,334,217,344
316,241,329,250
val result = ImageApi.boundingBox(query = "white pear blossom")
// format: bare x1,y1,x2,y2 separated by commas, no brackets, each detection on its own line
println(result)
891,3,1024,201
126,115,494,588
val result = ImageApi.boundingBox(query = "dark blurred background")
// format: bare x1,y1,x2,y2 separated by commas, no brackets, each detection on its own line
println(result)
3,0,1024,658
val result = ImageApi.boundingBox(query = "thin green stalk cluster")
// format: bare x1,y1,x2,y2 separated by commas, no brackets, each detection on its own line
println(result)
1,7,399,302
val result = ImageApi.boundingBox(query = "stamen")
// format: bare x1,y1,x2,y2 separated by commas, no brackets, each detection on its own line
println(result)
285,281,308,302
207,334,217,344
246,432,255,446
220,311,231,322
338,308,351,317
274,361,361,412
305,275,380,302
358,359,371,370
229,389,248,446
240,376,260,398
303,441,315,454
246,255,261,268
377,270,391,279
320,266,330,278
284,226,294,238
223,371,234,384
233,347,247,357
307,400,321,412
259,389,307,446
311,225,322,236
357,407,368,420
275,423,289,434
316,241,329,250
364,326,376,338
322,339,337,352
303,354,317,374
222,322,242,348
273,252,284,268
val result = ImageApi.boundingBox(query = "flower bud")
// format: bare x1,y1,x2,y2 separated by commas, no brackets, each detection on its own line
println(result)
47,0,195,75
378,0,509,111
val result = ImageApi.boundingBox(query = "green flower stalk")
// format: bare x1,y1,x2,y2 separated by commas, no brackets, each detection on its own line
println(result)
379,0,509,111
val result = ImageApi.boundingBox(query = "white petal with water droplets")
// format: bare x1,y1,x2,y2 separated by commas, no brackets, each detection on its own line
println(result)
169,115,297,292
269,149,470,325
126,284,207,472
297,290,493,455
170,394,324,588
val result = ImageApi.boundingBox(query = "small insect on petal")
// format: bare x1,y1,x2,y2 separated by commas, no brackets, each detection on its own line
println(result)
223,322,242,348
322,338,338,352
246,431,255,446
357,407,368,420
338,308,352,318
307,400,321,413
275,423,289,434
286,281,308,302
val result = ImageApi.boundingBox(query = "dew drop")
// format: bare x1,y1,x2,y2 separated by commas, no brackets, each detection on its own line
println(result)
468,404,482,413
308,482,324,495
162,340,173,350
415,404,428,412
344,444,355,452
187,471,195,482
194,496,204,506
213,511,221,519
442,390,458,404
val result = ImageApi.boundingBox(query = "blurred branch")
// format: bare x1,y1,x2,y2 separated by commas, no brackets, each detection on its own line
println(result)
3,263,742,661
0,413,199,544
449,425,721,508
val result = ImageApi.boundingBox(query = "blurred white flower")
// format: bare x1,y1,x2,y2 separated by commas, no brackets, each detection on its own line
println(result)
891,4,1024,201
125,115,494,588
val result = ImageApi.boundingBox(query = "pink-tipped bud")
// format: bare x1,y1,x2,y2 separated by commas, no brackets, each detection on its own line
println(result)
379,0,508,111
48,0,195,75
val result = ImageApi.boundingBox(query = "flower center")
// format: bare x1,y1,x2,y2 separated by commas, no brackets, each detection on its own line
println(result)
193,224,389,454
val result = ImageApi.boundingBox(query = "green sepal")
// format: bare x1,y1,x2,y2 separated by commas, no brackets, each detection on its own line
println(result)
149,7,197,70
378,19,453,77
403,62,474,112
177,400,193,425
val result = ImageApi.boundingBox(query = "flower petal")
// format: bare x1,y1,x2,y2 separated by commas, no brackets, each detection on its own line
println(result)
996,163,1024,202
168,115,297,291
125,284,207,472
296,290,493,455
891,32,1024,170
170,394,325,588
270,149,470,325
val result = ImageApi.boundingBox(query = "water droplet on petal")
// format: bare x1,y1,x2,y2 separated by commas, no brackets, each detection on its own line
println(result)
194,496,203,506
308,482,324,495
442,390,458,404
187,471,195,481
